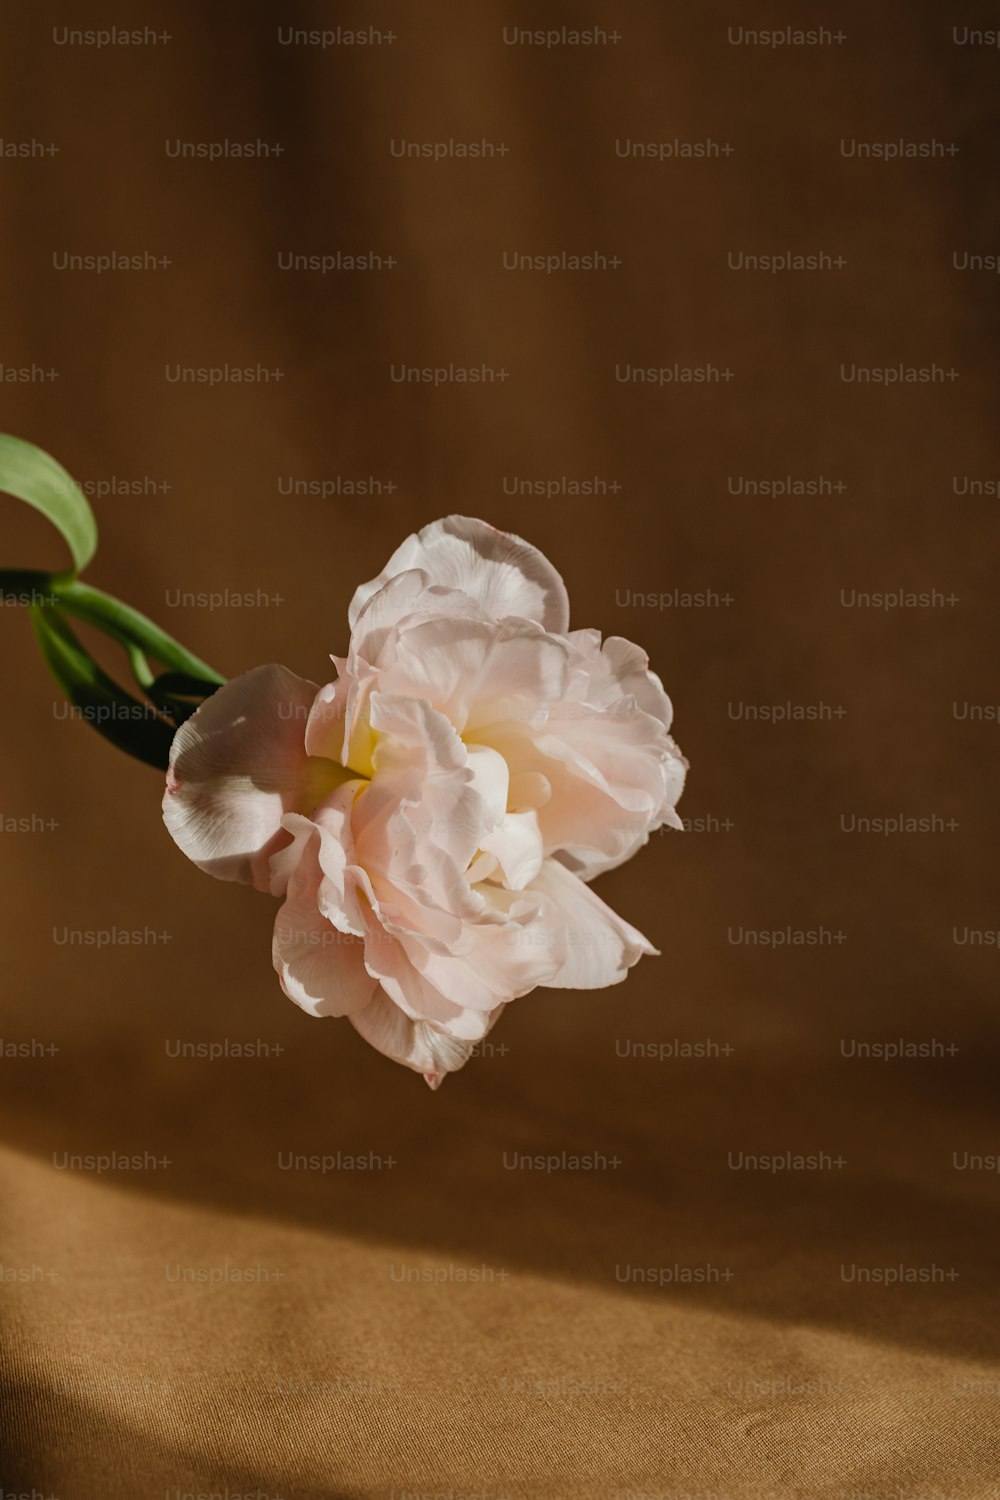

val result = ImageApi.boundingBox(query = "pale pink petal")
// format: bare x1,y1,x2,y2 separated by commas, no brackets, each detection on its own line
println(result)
381,615,569,734
349,570,484,666
342,859,488,1032
348,516,570,634
507,770,552,813
265,810,316,897
480,810,544,890
483,699,686,880
163,664,336,891
467,850,500,884
397,909,556,1008
269,781,369,928
367,691,466,777
532,858,657,989
303,670,349,761
349,988,490,1089
307,667,380,781
465,746,544,894
464,743,509,830
359,905,495,1031
312,786,370,933
357,695,490,933
388,878,562,1011
545,715,688,880
568,632,675,728
272,829,380,1018
340,579,497,775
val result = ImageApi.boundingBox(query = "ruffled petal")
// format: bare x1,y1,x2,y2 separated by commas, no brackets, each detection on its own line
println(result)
348,516,570,634
272,828,381,1017
349,570,484,666
482,699,686,880
269,780,369,931
380,615,569,735
359,910,495,1032
303,670,349,762
532,858,657,989
355,695,488,934
567,632,675,728
349,988,492,1089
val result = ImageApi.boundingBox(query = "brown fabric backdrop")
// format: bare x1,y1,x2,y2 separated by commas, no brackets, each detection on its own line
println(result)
1,2,999,1497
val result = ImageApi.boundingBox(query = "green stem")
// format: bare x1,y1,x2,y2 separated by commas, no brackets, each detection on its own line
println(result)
117,634,156,690
49,576,225,683
28,604,177,771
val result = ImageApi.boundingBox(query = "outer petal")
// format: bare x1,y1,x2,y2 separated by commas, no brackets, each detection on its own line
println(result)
163,664,337,891
560,631,687,870
482,700,686,881
348,516,570,634
567,631,675,728
538,700,685,859
531,858,657,990
349,987,500,1089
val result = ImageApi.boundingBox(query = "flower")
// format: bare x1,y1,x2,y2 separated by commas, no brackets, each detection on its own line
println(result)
163,517,686,1087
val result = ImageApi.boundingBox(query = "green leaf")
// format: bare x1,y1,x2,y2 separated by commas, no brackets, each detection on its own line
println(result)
29,606,176,771
0,435,97,576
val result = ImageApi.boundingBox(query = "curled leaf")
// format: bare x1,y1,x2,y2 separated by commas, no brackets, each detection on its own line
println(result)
0,435,97,576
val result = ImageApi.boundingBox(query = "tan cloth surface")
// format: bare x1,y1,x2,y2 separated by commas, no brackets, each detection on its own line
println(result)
1,2,999,1496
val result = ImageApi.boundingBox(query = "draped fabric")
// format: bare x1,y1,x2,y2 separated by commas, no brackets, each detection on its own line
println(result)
1,3,997,1495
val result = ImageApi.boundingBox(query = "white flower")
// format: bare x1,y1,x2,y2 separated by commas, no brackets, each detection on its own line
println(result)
163,518,686,1086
